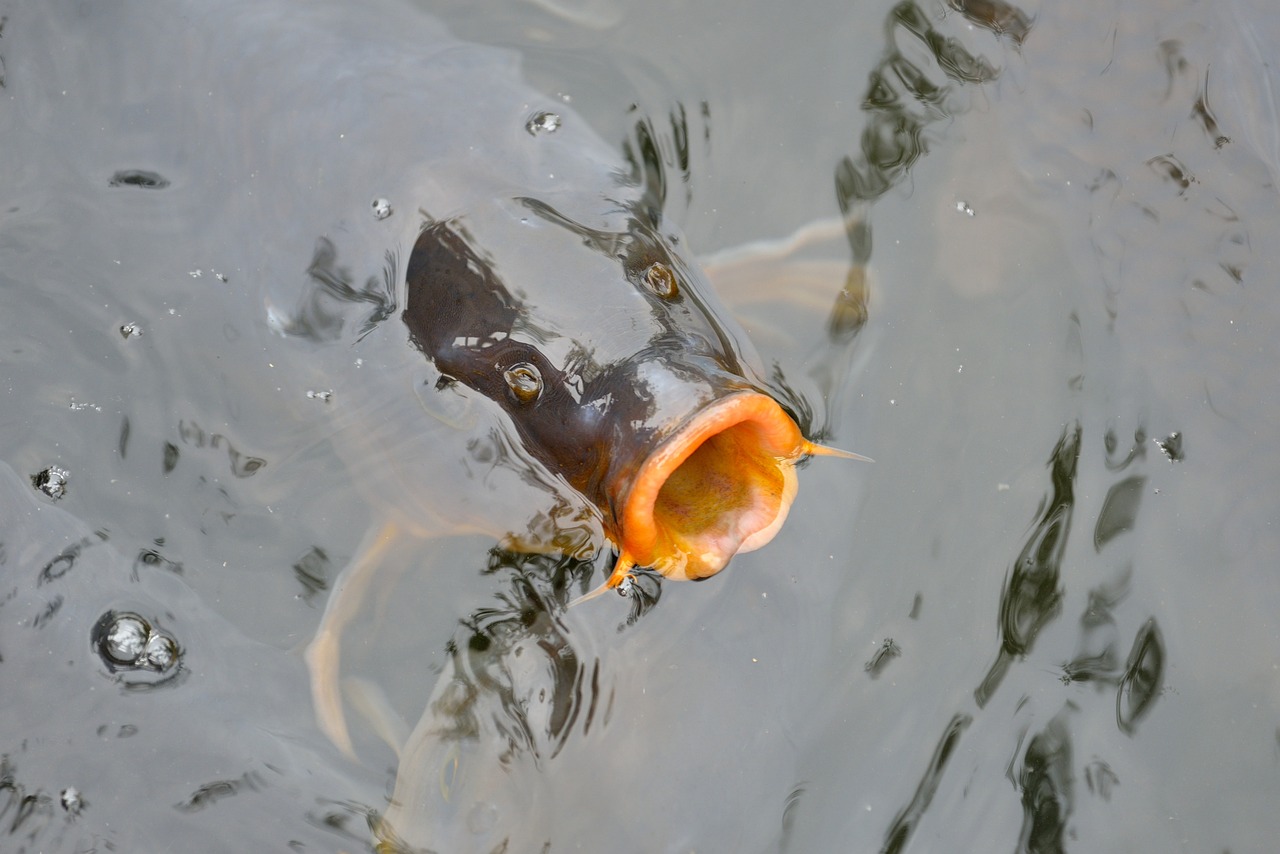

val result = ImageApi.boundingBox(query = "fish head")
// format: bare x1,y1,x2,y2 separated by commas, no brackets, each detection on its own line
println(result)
402,196,816,585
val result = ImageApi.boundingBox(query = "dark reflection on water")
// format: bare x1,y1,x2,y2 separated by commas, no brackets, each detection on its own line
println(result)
881,713,972,854
884,402,1175,845
806,0,1028,441
621,102,698,222
1093,474,1145,549
1116,617,1164,736
175,420,267,479
107,169,171,190
835,1,1006,212
3,0,1278,848
0,461,372,850
977,424,1078,708
371,550,609,851
448,550,600,761
287,237,400,343
1017,708,1073,854
1063,569,1130,684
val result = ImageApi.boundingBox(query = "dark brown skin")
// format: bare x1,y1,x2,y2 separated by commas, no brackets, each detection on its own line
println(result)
403,200,769,547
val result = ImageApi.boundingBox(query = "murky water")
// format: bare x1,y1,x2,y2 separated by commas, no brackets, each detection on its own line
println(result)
1,0,1277,851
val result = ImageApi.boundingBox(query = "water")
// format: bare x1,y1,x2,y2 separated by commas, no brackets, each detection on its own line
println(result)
1,0,1278,851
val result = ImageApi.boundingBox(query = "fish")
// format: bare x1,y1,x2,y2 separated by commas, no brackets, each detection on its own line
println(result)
5,0,869,844
403,203,865,588
269,3,871,767
305,196,868,759
304,158,872,750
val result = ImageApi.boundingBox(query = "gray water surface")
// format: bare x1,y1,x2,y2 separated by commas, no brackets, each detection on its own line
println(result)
1,0,1278,851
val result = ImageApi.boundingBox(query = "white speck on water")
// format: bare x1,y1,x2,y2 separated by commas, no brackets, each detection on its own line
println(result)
525,111,562,135
60,787,82,815
956,200,975,216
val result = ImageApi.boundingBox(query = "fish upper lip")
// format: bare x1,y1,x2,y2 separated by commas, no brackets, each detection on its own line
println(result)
613,391,805,579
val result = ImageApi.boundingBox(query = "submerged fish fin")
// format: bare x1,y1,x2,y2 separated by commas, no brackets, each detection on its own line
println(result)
802,440,874,463
305,519,402,758
568,550,637,607
344,675,411,760
701,216,853,339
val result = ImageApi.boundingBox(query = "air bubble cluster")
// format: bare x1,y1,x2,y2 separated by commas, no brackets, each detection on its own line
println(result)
92,611,181,681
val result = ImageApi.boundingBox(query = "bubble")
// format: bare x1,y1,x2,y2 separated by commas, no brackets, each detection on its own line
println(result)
143,633,179,671
102,614,148,666
60,787,84,816
525,111,562,136
371,197,393,220
93,611,183,682
31,466,69,500
306,389,334,403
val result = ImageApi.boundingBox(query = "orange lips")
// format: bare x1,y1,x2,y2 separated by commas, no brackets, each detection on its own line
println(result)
573,391,869,603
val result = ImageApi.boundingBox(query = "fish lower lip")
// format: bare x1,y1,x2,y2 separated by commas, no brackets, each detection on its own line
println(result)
615,392,805,581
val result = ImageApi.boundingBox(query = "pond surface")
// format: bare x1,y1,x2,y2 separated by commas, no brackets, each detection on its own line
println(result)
1,0,1277,851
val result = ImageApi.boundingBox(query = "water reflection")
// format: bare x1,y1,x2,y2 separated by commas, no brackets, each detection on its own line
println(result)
1116,617,1164,735
373,550,607,851
620,102,697,219
881,713,972,854
880,408,1172,849
284,237,399,343
976,425,1079,709
0,461,367,850
805,0,1029,440
1016,708,1073,854
834,1,1006,214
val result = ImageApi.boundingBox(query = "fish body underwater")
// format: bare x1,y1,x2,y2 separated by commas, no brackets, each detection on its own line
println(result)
2,0,863,848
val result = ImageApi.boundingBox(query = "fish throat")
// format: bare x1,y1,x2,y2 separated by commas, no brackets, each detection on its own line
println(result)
614,392,804,583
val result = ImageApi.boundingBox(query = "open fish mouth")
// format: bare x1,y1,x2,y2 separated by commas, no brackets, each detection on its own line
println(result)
572,392,868,603
616,391,805,582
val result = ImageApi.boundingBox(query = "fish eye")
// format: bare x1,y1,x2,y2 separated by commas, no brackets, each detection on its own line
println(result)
503,362,543,404
643,263,679,300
